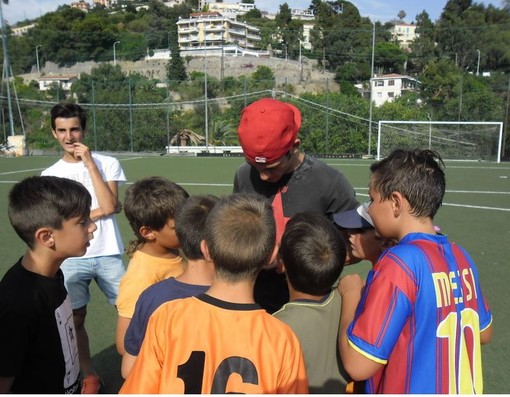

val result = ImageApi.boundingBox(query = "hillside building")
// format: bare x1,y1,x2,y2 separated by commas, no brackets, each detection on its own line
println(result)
11,24,36,37
389,22,418,51
71,0,91,12
370,73,420,107
38,75,78,92
176,12,263,56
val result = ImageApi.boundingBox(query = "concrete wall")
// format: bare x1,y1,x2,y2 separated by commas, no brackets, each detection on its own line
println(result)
21,55,339,94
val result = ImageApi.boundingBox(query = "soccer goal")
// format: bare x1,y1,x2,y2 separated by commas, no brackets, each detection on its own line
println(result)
377,121,504,163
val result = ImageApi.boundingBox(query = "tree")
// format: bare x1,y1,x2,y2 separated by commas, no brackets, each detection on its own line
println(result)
244,8,262,20
419,58,460,111
275,3,292,27
435,0,485,70
397,10,407,20
335,62,370,85
250,65,275,90
442,74,503,121
166,28,187,84
310,1,373,72
275,3,304,60
409,11,436,72
375,42,407,74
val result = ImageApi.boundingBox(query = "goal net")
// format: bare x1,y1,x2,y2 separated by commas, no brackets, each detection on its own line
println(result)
377,121,503,162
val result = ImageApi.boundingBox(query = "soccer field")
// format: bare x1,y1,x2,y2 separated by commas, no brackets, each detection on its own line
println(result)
1,154,509,393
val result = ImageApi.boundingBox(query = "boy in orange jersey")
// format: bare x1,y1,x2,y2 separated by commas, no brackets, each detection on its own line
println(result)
120,193,309,394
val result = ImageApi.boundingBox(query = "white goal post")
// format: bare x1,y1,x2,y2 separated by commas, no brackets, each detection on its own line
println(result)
377,121,504,163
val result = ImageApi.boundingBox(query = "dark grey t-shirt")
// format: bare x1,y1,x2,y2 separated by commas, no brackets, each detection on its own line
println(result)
233,154,358,312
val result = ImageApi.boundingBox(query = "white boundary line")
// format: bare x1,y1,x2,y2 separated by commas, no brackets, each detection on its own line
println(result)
1,160,508,211
349,193,510,212
327,163,510,171
0,168,46,175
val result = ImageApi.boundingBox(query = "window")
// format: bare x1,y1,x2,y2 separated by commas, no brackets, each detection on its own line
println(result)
388,92,395,98
388,79,395,86
375,80,384,87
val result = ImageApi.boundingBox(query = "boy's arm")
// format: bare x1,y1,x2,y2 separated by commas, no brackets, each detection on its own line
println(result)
337,274,384,381
73,143,120,219
0,377,14,393
119,315,163,394
121,353,137,379
116,316,131,355
481,322,493,344
90,181,120,221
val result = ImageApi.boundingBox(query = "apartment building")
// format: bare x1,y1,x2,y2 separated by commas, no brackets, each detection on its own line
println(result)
177,11,261,53
371,74,419,106
71,0,90,12
206,1,255,20
390,22,418,51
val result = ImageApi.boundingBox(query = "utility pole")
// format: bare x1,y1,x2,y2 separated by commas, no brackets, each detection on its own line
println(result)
36,44,42,74
220,29,224,83
0,0,15,137
298,39,303,82
204,30,209,152
368,22,375,156
458,72,464,121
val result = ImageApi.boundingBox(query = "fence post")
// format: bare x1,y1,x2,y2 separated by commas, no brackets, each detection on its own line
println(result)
326,78,330,154
129,79,133,152
166,86,171,154
92,81,97,151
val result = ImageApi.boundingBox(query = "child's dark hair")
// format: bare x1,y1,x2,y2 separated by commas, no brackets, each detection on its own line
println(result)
204,193,275,282
50,103,87,131
280,212,346,296
370,149,445,219
8,176,92,249
124,176,189,255
175,195,219,260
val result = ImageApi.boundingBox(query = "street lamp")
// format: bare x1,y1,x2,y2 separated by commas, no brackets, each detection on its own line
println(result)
298,39,303,82
113,41,120,66
476,49,480,76
35,44,42,74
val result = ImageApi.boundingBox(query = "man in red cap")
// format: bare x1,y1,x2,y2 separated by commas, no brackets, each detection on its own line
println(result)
234,97,358,313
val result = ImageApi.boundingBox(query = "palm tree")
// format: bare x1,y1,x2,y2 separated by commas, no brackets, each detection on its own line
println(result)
209,120,238,146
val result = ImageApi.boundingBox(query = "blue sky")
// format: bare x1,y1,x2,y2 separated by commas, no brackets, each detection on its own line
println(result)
2,0,501,25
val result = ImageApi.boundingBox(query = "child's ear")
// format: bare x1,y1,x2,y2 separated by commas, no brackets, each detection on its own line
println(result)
390,191,404,217
200,240,212,262
139,226,155,241
35,227,55,248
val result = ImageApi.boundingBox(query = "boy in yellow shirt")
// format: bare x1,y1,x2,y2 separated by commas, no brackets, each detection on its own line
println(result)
115,176,189,355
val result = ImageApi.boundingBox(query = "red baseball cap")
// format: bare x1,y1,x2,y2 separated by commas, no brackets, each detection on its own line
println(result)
237,98,302,164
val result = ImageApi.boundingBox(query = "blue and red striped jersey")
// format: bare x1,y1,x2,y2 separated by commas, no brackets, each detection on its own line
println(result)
347,233,492,394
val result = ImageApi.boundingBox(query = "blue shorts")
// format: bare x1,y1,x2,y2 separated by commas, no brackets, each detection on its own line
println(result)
61,255,126,310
